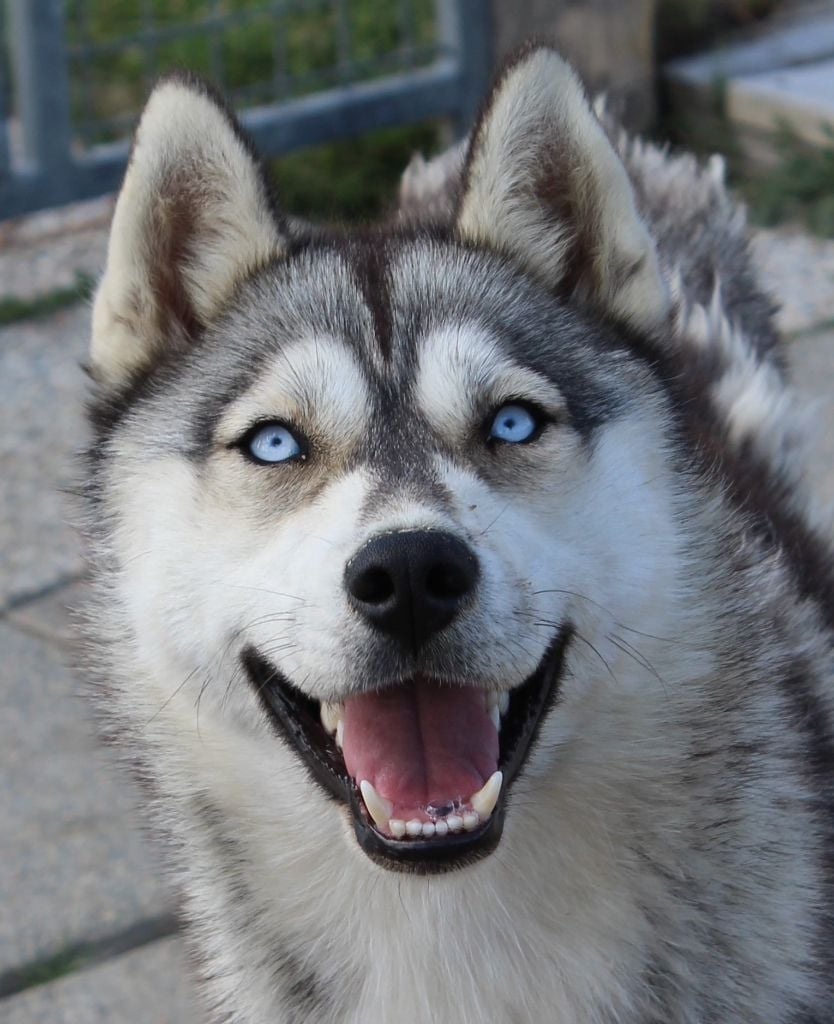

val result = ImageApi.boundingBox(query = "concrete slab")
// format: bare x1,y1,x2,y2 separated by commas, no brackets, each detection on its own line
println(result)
0,937,201,1024
789,327,834,516
751,227,834,335
0,305,90,610
729,58,834,147
0,621,175,979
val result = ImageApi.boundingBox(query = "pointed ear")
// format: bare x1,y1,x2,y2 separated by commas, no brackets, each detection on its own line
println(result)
456,48,668,331
91,73,285,386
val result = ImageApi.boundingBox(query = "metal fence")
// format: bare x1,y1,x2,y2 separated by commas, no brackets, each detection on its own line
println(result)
0,0,491,220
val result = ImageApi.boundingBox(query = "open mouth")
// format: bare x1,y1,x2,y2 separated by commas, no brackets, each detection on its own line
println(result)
243,626,572,873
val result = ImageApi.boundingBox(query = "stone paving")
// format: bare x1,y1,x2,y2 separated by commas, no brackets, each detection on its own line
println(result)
0,305,200,1020
0,241,831,1021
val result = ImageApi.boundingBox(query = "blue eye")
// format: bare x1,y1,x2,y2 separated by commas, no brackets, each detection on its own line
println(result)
488,404,539,444
246,423,303,464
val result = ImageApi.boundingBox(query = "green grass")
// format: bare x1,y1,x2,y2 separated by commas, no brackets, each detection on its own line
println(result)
272,120,441,223
9,950,83,990
742,125,834,237
0,272,94,327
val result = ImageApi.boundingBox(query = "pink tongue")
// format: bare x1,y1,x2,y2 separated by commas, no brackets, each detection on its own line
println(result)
341,679,498,817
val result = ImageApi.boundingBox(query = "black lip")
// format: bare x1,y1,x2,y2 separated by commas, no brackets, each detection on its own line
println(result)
242,625,572,874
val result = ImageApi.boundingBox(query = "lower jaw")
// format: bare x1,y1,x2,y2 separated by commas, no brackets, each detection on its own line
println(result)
243,625,573,875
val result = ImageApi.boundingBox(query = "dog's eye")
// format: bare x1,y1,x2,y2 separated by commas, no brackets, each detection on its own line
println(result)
245,423,304,464
487,404,539,444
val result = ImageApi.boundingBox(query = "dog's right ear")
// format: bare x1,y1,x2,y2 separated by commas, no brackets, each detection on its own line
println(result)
91,74,285,387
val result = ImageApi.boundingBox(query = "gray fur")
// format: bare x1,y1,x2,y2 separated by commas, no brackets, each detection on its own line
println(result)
78,51,834,1023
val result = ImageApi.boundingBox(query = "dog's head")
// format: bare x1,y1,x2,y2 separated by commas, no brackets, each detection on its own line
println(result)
86,48,679,873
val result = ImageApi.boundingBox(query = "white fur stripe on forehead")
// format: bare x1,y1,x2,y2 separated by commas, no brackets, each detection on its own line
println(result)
456,48,668,331
91,75,284,386
416,324,564,437
217,337,370,447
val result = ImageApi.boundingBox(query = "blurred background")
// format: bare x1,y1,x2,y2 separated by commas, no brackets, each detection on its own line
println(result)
0,1,832,1021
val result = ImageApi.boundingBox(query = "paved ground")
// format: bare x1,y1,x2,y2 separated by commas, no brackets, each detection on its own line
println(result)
0,305,201,1022
0,248,831,1021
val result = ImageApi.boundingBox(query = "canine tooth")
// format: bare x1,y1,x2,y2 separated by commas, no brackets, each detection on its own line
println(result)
434,819,449,837
335,719,344,749
359,780,393,830
320,701,342,734
498,692,510,716
389,819,406,839
489,705,501,732
406,819,423,837
470,770,503,819
463,811,480,831
421,822,436,838
446,814,464,832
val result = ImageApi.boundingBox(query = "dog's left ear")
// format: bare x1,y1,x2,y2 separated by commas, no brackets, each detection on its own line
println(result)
456,47,668,331
91,73,285,386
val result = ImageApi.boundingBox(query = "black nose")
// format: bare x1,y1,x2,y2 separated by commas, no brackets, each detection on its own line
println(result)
344,530,479,653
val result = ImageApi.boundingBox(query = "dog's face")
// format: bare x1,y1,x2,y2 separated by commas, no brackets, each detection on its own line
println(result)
87,50,677,872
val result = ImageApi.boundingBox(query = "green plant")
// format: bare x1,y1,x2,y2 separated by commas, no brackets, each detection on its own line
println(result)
743,124,834,237
271,120,441,223
0,272,94,327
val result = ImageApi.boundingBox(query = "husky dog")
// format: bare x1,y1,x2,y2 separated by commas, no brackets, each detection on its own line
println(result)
79,46,834,1023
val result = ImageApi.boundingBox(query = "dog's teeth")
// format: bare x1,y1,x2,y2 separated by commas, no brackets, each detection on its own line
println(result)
421,821,436,838
446,814,464,832
486,692,510,719
434,819,449,837
335,719,344,749
406,819,423,837
489,704,501,732
319,701,342,734
359,780,393,830
389,819,406,839
470,770,503,819
462,811,480,831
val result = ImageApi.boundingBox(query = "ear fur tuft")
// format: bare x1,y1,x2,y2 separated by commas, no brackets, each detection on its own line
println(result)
456,46,668,331
91,73,284,386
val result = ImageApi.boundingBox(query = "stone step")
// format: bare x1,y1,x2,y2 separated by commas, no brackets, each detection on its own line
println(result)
728,57,834,148
664,11,834,163
666,11,834,85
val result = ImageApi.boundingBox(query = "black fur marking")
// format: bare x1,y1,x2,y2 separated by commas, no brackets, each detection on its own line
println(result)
351,238,394,361
272,952,327,1024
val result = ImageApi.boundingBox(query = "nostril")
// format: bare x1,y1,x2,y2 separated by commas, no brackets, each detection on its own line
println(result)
426,562,473,601
351,566,395,606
